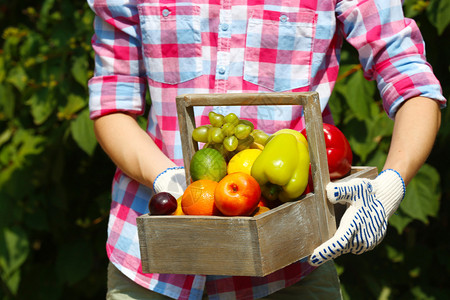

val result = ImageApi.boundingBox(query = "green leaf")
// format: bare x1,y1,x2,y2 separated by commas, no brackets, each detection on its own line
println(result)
19,31,41,59
71,55,89,87
337,69,376,121
6,66,28,92
37,0,57,31
403,0,426,18
389,209,414,234
385,244,404,263
427,0,450,35
137,115,148,130
1,268,21,296
328,92,346,125
0,129,13,148
70,108,97,155
0,83,15,119
0,56,5,83
0,129,45,190
343,119,378,162
370,112,394,138
400,164,441,223
0,226,29,277
55,241,93,285
57,94,86,120
28,88,58,125
365,147,386,170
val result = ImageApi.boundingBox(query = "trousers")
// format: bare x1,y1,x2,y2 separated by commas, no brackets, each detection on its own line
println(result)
107,261,342,300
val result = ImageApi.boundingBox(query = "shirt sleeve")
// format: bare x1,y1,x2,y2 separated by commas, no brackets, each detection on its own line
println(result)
336,0,446,118
87,0,147,119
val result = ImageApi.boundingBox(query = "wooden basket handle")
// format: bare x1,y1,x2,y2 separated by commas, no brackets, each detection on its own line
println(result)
175,92,335,240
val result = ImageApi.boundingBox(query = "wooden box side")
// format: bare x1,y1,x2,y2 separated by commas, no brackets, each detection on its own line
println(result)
253,194,322,275
137,215,265,276
253,166,378,276
137,166,379,277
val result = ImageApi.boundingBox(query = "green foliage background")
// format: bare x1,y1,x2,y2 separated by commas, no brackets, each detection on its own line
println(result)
0,0,448,299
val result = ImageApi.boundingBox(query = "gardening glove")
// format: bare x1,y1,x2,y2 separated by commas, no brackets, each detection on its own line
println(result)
309,169,406,266
153,166,187,199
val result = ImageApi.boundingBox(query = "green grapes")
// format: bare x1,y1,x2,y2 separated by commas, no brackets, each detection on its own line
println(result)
192,125,210,143
223,135,238,152
234,124,252,140
208,111,224,127
191,111,270,160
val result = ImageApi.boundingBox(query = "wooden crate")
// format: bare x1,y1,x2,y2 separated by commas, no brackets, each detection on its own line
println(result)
137,92,378,277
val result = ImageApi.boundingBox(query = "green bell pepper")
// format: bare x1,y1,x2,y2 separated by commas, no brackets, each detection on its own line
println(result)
251,132,310,202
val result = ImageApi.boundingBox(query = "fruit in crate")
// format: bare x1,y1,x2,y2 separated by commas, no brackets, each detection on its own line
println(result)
214,172,261,216
253,206,270,216
181,179,221,216
172,196,185,215
192,111,269,160
149,192,178,215
190,148,227,182
227,149,262,175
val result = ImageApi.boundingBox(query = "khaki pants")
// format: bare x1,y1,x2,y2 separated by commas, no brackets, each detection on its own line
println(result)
107,261,342,300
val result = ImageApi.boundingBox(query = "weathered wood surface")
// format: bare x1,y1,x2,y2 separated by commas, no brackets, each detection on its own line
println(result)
137,166,377,276
137,92,378,277
176,92,334,241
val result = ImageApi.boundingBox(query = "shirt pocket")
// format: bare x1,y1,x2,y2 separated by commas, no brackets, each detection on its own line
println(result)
244,9,317,92
137,4,202,84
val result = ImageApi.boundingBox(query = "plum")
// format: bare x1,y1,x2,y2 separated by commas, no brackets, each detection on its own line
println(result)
149,192,177,215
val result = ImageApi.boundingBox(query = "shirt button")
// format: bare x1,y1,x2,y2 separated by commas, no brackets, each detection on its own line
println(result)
280,15,288,22
162,8,171,17
218,67,226,75
221,23,229,31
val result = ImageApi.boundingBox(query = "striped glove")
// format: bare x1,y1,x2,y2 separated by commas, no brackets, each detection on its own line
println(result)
309,169,406,266
153,166,187,199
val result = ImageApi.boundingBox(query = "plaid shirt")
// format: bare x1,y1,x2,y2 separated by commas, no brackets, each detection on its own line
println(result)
88,0,445,299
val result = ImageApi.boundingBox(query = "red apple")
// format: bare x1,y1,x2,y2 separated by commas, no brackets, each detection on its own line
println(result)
214,172,261,216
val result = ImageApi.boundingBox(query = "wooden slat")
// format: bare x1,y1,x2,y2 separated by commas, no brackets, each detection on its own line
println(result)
137,166,378,276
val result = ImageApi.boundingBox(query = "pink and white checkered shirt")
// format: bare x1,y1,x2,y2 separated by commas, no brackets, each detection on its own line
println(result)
87,0,445,298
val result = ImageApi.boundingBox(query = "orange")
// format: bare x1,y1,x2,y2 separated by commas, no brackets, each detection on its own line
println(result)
172,196,185,215
181,179,220,216
253,206,270,216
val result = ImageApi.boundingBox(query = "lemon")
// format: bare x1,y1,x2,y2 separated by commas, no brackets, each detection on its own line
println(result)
227,149,262,175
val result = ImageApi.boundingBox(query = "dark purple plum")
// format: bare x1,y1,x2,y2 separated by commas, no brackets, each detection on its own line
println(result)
149,192,177,215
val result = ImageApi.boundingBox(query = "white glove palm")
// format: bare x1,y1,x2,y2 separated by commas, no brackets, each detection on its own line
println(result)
309,169,405,266
153,166,187,199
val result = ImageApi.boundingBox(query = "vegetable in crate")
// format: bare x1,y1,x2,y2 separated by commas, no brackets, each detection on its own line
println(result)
251,131,310,202
301,123,352,180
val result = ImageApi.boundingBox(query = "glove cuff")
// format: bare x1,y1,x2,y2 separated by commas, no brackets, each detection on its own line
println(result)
374,169,406,218
153,166,186,198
